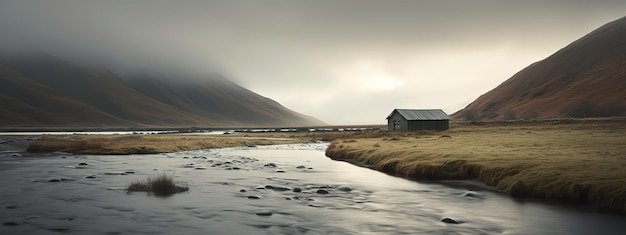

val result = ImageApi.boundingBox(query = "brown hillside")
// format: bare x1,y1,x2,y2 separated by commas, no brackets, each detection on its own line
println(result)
125,76,323,127
454,16,626,120
0,55,325,129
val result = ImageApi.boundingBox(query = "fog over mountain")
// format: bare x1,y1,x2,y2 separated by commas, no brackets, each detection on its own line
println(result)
1,1,626,124
0,54,325,129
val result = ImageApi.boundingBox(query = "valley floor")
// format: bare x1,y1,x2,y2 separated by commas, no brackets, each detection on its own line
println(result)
5,118,626,213
325,118,626,213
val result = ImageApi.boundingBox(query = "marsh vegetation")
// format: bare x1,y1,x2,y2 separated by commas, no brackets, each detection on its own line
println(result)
25,134,309,154
325,118,626,212
127,173,189,196
22,128,393,155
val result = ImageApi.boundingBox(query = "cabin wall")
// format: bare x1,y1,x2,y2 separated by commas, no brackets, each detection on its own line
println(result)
407,120,449,131
387,112,407,131
388,111,450,131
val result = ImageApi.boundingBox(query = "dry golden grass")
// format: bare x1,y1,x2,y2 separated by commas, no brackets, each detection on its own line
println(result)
325,118,626,212
26,134,310,154
127,172,189,197
23,128,392,155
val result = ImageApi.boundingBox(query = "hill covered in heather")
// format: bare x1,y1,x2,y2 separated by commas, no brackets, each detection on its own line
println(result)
454,16,626,120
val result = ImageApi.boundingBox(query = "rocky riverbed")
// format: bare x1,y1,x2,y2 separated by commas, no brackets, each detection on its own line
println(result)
1,142,625,234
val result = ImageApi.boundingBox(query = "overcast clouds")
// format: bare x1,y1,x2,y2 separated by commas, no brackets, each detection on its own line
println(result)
1,1,625,125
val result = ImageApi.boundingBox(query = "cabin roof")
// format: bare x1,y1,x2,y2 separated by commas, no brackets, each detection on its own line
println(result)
386,109,450,120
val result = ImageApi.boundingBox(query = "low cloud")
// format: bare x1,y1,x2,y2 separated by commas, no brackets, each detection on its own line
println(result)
1,1,625,124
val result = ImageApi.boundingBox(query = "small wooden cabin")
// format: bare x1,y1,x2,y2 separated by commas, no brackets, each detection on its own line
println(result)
386,109,450,131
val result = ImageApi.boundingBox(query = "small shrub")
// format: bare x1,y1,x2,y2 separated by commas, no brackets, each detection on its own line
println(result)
524,110,539,119
373,143,381,147
484,101,499,111
503,111,516,120
462,110,478,121
566,100,625,118
127,173,189,197
566,100,594,118
532,89,547,98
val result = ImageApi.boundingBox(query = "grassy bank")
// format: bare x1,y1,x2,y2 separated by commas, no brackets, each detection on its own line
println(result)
325,118,626,212
22,128,394,155
26,134,309,154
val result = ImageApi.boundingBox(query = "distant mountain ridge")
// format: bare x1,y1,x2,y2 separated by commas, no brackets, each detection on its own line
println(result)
0,55,325,129
454,16,626,120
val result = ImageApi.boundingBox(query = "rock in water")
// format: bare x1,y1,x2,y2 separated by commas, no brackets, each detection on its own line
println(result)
441,217,459,224
255,211,273,216
269,186,291,191
337,185,352,192
316,189,329,194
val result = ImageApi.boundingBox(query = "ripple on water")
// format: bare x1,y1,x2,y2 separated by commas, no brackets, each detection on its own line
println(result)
1,143,626,235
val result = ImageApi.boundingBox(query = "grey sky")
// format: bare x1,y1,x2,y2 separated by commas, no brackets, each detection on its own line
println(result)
1,1,625,125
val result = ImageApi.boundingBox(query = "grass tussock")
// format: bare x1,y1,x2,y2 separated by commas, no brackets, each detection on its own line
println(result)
325,118,626,212
127,173,189,197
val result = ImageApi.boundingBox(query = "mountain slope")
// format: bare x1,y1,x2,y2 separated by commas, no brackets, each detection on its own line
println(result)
126,75,324,126
454,16,626,120
0,55,325,129
0,63,134,127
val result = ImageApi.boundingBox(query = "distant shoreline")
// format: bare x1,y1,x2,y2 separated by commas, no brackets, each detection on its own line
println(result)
2,127,386,155
0,124,386,133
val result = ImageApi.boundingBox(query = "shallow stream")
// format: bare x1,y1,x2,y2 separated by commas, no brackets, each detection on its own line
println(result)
1,143,624,234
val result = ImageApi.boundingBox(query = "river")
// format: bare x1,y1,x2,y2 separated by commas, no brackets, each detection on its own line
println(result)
0,143,624,234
